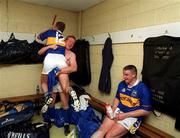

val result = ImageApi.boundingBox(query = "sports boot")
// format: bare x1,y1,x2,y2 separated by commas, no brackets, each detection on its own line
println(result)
41,95,53,113
69,88,80,112
64,124,70,136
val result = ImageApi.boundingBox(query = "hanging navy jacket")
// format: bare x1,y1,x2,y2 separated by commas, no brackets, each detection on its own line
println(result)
98,37,114,93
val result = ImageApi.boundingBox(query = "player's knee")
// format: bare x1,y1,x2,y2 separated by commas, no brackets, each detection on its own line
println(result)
97,123,107,131
105,131,113,138
106,129,127,138
62,86,68,93
105,131,116,138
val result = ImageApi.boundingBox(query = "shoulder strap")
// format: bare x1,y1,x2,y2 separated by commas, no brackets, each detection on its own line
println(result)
153,109,162,117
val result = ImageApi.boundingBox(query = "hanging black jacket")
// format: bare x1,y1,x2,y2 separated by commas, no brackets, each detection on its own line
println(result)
98,37,114,93
70,39,91,86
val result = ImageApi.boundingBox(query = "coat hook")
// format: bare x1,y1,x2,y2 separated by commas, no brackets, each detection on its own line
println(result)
108,32,111,38
92,36,95,41
164,29,168,34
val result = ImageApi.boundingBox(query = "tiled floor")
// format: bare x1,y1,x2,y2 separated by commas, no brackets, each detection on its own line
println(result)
50,124,76,138
32,114,76,138
32,102,101,138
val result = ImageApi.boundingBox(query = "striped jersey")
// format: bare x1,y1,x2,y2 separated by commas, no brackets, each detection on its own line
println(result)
39,29,65,55
115,80,152,120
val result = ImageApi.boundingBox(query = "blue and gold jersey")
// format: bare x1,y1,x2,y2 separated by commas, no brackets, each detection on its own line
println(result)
39,29,65,55
115,80,152,120
39,29,65,46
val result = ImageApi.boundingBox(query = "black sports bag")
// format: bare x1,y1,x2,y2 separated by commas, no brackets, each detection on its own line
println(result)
0,122,50,138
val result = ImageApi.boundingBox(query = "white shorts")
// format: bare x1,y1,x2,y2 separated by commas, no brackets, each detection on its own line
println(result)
42,53,67,74
115,108,139,130
52,83,62,93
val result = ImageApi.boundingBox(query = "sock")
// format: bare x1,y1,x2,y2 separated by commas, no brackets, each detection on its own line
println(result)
49,106,55,114
48,107,56,120
44,91,49,97
63,108,70,125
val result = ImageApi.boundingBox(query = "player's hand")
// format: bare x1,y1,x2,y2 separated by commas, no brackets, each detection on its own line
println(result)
114,112,127,121
49,44,58,50
106,111,111,118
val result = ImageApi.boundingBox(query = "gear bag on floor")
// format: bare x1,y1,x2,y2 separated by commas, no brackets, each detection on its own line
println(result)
0,101,34,128
0,121,50,138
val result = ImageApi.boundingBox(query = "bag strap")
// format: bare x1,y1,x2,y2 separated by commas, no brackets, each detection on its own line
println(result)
153,109,162,117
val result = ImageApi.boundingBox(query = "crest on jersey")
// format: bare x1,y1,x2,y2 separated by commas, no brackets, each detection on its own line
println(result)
121,88,126,92
131,90,138,97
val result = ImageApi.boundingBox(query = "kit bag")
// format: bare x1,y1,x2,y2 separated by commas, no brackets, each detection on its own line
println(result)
142,35,180,116
0,33,44,64
0,121,50,138
0,33,32,64
29,40,44,63
0,101,34,128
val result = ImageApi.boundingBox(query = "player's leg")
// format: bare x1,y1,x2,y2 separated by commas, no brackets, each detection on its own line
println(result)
58,73,71,136
91,116,116,138
105,123,128,138
41,74,54,113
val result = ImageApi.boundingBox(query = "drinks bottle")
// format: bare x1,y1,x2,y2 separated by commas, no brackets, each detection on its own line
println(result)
36,85,40,94
105,103,114,119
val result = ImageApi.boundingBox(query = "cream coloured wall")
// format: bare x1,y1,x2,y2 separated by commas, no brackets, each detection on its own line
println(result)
0,0,180,136
0,0,78,35
0,0,78,97
82,0,180,137
0,64,42,97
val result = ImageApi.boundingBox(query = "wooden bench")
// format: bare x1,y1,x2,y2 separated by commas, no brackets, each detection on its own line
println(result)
72,85,174,138
137,123,174,138
0,94,44,102
0,86,175,138
0,93,44,114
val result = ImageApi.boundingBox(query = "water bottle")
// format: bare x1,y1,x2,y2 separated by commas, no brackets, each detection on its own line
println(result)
36,85,40,94
105,103,114,119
